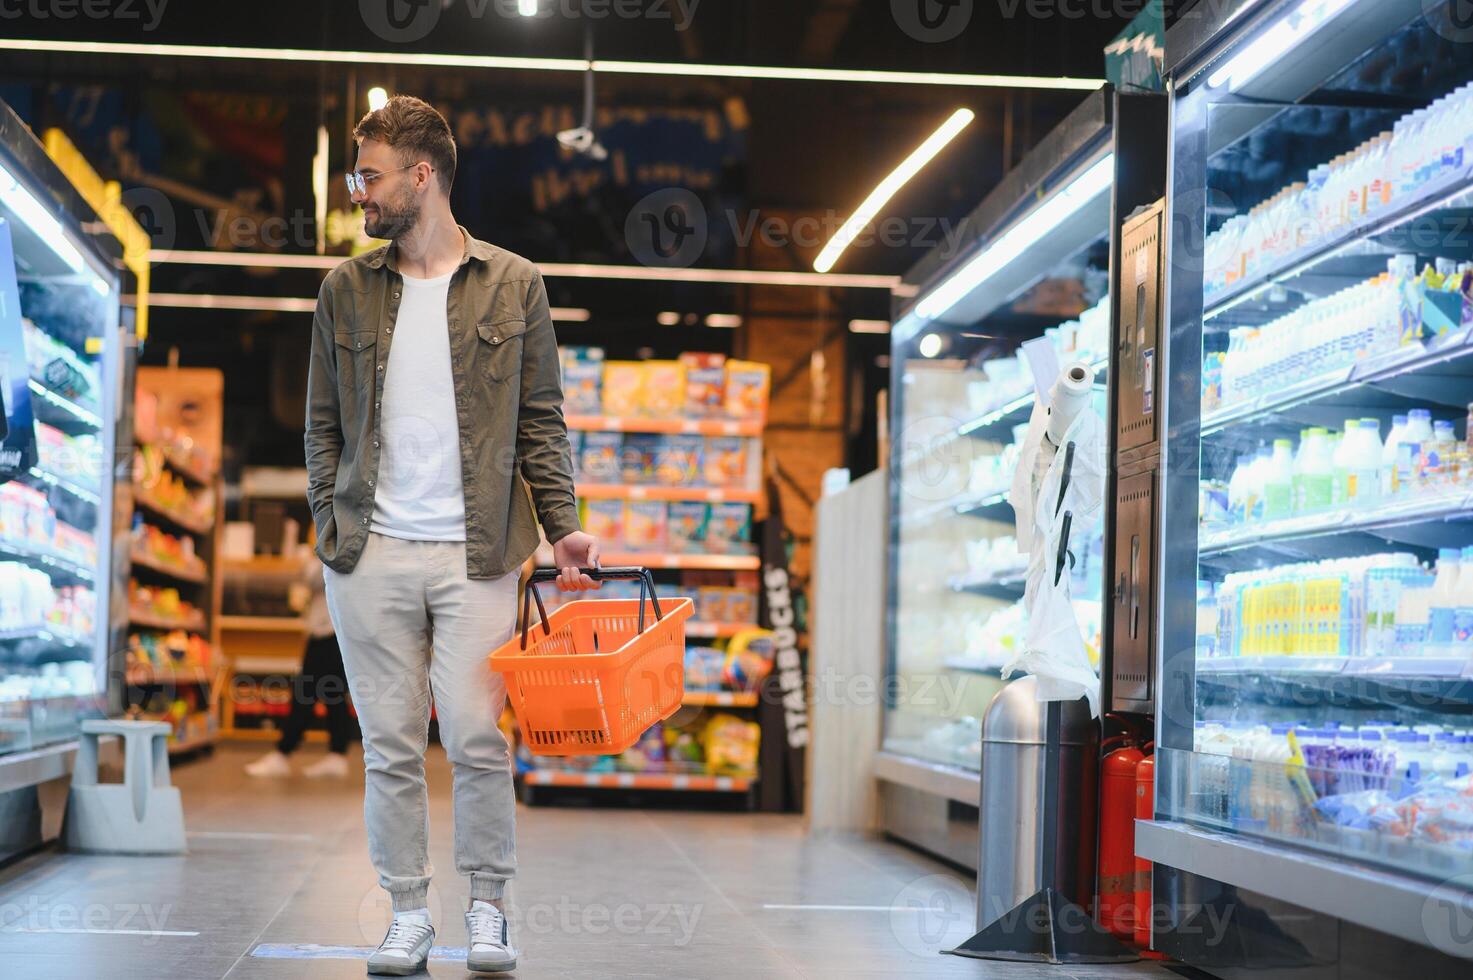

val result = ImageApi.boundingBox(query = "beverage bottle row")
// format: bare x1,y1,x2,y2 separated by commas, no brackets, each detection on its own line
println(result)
1219,406,1473,528
1204,81,1473,299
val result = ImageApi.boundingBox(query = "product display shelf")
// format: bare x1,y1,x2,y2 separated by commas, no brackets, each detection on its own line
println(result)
27,379,103,430
0,538,96,585
133,490,214,536
26,465,102,506
591,551,759,571
1149,0,1473,966
948,569,1027,599
681,690,759,708
1199,489,1473,563
684,621,758,639
128,547,210,586
520,766,755,793
577,483,761,505
1203,164,1473,324
566,414,763,438
125,663,215,687
129,608,207,633
0,627,88,651
1203,326,1473,437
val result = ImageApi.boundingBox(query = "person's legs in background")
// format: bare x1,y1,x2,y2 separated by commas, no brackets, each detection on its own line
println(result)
244,633,356,778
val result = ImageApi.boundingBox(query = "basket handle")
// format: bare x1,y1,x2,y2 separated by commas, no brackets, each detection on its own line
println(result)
521,566,664,650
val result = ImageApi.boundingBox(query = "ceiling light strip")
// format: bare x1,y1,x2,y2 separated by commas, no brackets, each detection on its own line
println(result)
1,39,1102,91
146,249,906,290
814,108,974,274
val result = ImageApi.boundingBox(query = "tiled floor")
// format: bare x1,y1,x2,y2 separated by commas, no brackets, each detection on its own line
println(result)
0,744,1182,979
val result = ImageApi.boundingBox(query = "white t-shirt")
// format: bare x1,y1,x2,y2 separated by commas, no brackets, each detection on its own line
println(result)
370,269,466,542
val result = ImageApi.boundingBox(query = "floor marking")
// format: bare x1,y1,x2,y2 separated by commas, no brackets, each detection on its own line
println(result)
761,904,948,912
251,943,469,961
1,926,200,937
187,831,315,842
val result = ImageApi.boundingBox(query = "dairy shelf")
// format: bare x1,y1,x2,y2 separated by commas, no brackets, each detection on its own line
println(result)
0,537,95,584
27,466,100,505
949,570,1027,599
27,379,102,431
1197,655,1473,708
1203,163,1473,323
1202,326,1473,438
1199,490,1473,563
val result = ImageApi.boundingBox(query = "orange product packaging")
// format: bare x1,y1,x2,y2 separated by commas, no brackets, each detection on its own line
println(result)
723,360,770,420
680,352,726,417
600,362,646,417
641,361,686,418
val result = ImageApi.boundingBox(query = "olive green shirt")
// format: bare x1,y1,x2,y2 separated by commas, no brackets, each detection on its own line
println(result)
305,228,581,578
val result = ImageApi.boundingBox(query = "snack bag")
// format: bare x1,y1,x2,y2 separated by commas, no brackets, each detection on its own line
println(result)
624,501,668,552
642,361,686,418
704,503,752,554
579,432,622,483
567,429,583,465
680,352,726,417
663,723,705,765
581,499,624,548
723,359,770,420
667,502,709,553
601,361,645,417
723,629,776,691
727,588,756,624
703,437,747,487
619,723,667,771
656,434,704,487
562,360,604,415
702,713,760,775
620,433,662,484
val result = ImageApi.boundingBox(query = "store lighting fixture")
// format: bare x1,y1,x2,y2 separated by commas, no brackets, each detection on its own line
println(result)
917,333,943,358
518,0,538,15
551,307,590,321
0,162,87,275
656,311,681,326
902,153,1115,337
1207,0,1355,91
0,40,1104,92
704,314,742,329
814,109,974,274
848,319,890,334
367,87,389,111
143,292,590,321
147,249,906,291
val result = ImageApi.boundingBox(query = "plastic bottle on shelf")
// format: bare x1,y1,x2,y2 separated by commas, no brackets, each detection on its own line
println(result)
1290,429,1311,514
1263,439,1295,521
1429,548,1461,648
1248,446,1273,523
1299,428,1334,514
1381,414,1409,496
1348,419,1384,508
1427,420,1456,489
1454,545,1473,648
1393,581,1432,657
1332,423,1356,508
1227,455,1254,526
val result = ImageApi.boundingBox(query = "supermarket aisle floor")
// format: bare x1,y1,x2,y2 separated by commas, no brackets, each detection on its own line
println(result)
0,744,1180,979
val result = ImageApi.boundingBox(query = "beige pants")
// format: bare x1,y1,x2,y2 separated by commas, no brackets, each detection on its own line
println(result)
323,532,518,912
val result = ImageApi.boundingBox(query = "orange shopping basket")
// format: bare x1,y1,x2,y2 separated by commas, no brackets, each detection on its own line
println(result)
489,566,692,757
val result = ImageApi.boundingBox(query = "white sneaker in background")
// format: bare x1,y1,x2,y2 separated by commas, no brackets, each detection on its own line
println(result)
302,752,351,779
243,750,291,778
368,911,435,976
465,900,517,974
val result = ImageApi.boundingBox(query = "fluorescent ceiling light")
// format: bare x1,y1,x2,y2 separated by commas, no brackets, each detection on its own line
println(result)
704,314,742,329
146,249,905,291
814,109,974,274
367,87,389,110
918,333,943,358
848,319,890,334
1207,0,1354,91
550,307,590,321
907,153,1114,332
656,312,681,326
0,40,1103,92
518,0,538,14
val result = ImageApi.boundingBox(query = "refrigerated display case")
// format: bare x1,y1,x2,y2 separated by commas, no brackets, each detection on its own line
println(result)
1141,0,1473,969
880,88,1168,865
0,99,130,785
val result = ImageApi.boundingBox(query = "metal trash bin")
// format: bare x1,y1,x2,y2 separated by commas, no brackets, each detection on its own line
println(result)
975,675,1099,930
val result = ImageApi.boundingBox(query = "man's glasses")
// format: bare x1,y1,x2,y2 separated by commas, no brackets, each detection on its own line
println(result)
344,162,429,197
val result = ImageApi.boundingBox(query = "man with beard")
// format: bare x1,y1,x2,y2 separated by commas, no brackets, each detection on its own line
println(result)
305,94,600,976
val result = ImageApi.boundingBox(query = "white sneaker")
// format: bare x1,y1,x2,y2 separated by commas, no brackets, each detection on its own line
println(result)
465,900,517,974
367,912,435,976
302,752,350,779
244,751,291,778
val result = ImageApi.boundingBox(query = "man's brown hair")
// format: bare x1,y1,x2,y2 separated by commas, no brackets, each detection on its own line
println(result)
353,94,456,195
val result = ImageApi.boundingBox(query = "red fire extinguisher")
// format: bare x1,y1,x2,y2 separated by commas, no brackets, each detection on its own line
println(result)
1134,750,1155,949
1098,735,1144,941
